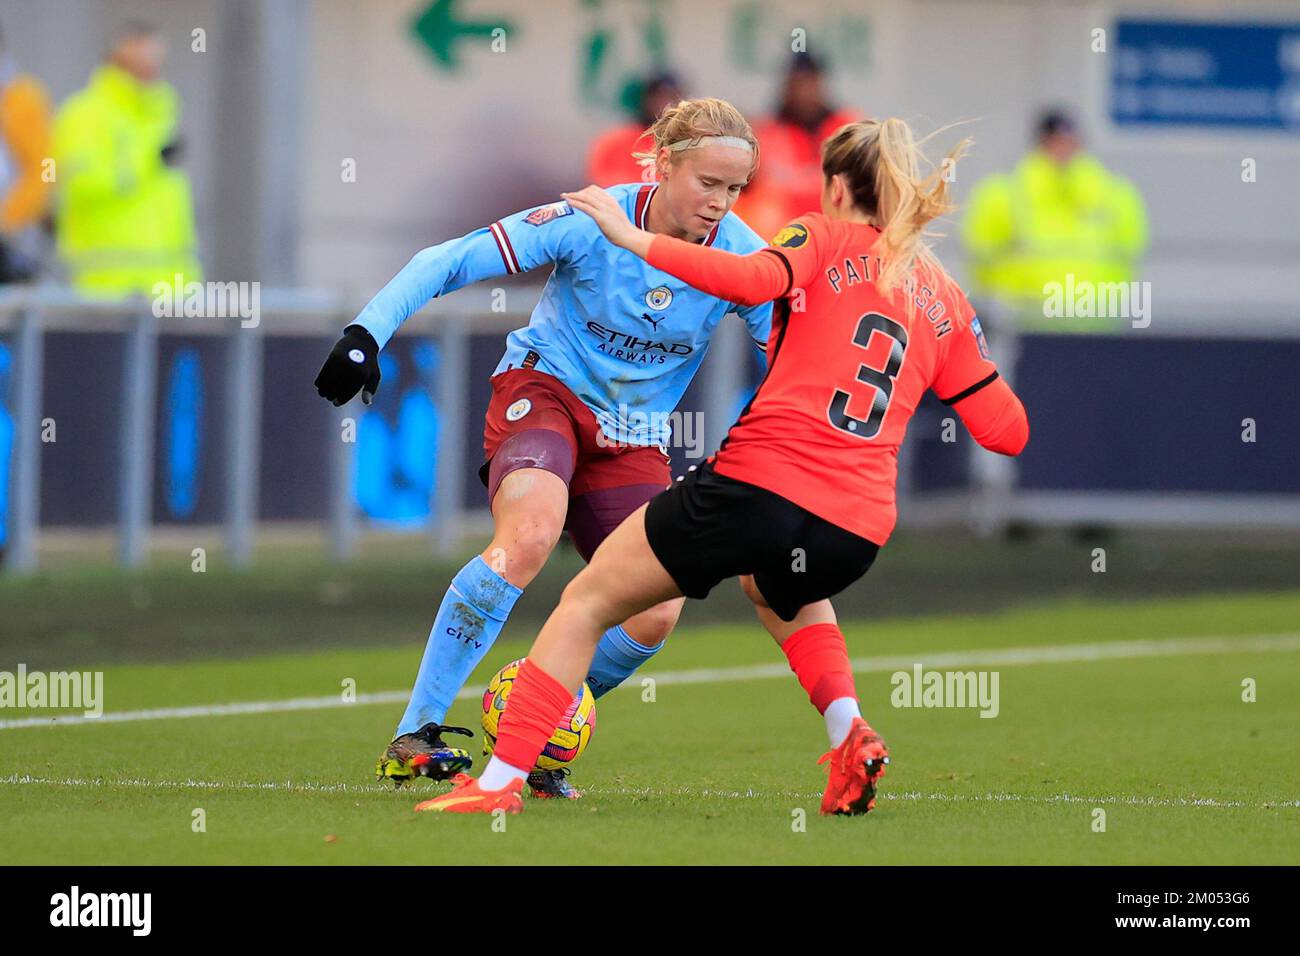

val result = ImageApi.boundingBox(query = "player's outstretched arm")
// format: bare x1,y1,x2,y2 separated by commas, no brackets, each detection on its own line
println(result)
560,185,650,256
351,228,523,351
562,184,789,306
314,200,576,406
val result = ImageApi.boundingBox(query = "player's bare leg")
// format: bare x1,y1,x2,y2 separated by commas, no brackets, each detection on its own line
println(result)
486,476,684,681
396,472,684,798
739,575,837,644
482,467,570,586
621,598,686,649
378,468,567,787
531,505,682,689
415,505,681,812
520,592,685,800
492,478,685,800
738,575,889,815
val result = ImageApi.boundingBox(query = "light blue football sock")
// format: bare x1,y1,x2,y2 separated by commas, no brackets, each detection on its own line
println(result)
584,624,665,699
396,556,522,736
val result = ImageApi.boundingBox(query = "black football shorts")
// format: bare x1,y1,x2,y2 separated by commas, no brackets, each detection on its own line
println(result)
643,461,880,622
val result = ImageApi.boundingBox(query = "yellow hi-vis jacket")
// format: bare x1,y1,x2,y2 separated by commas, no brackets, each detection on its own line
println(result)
962,150,1147,330
52,64,201,296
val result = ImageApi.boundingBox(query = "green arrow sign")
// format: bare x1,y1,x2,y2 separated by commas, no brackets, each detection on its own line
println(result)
411,0,514,71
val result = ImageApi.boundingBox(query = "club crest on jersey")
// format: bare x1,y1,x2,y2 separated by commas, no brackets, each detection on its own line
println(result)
524,202,574,226
644,286,673,311
971,317,991,360
506,398,532,422
771,223,809,248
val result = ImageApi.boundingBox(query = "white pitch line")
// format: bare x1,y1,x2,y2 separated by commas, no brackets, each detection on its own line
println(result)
1,773,1294,810
0,691,415,730
2,631,1298,731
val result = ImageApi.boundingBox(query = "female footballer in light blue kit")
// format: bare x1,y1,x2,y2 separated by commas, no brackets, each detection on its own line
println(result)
314,98,771,797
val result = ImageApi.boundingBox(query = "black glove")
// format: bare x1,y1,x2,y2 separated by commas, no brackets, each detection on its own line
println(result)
315,325,381,406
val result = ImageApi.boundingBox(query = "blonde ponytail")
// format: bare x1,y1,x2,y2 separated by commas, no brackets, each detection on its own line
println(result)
822,118,971,298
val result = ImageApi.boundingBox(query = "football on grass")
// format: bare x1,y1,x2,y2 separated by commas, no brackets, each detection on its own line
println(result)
481,659,596,771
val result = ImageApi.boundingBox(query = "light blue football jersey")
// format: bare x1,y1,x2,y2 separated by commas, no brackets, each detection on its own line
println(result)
352,183,771,447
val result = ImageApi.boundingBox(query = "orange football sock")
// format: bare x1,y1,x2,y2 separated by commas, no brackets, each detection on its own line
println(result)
781,622,858,714
491,658,574,772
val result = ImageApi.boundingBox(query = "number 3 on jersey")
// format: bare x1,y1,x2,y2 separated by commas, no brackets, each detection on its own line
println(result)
827,312,908,440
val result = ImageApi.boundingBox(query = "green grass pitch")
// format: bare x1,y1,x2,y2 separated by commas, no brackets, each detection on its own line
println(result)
1,591,1297,865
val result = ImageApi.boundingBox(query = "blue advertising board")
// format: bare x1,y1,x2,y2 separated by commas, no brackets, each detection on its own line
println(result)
1112,19,1300,130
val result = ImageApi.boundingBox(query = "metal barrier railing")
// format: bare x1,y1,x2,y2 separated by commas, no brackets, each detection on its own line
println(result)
0,284,756,574
2,285,1295,575
0,283,491,572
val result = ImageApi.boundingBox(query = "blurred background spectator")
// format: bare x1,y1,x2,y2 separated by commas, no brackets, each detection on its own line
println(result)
962,109,1148,331
0,1,1294,577
731,51,863,240
51,21,200,297
585,68,685,187
0,22,53,283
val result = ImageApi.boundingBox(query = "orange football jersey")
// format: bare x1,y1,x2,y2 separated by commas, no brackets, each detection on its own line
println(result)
652,213,1012,544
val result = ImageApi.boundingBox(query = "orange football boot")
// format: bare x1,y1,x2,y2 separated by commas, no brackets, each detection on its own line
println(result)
413,773,524,814
818,717,890,815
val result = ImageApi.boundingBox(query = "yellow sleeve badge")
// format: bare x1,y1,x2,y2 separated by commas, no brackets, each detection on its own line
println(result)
770,223,809,249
